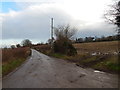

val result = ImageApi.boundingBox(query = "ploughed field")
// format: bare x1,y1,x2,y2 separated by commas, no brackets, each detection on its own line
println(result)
73,41,118,55
72,41,119,74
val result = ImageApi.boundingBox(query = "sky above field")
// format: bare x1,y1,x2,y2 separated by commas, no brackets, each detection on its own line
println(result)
0,0,117,47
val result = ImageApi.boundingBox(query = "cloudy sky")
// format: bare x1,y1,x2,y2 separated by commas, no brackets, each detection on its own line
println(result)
0,0,117,47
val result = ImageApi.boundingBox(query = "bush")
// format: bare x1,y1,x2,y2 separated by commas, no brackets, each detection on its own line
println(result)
53,24,77,56
53,39,77,56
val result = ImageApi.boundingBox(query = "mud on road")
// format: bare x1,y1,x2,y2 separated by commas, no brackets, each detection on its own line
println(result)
3,49,118,88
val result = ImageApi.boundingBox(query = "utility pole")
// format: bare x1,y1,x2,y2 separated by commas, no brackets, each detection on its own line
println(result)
51,18,54,41
51,18,54,50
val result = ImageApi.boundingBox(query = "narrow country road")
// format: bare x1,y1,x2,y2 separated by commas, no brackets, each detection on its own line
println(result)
3,49,118,88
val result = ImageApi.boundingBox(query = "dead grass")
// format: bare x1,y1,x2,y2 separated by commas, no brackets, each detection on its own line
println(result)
73,41,118,54
2,47,31,76
2,47,30,63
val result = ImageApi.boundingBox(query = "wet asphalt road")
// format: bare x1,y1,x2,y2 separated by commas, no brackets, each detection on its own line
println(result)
3,49,118,88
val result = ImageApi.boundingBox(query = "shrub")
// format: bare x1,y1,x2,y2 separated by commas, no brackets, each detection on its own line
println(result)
53,38,77,56
53,24,77,56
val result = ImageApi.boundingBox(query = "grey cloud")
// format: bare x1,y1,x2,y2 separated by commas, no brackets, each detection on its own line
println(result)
76,22,116,38
2,5,73,41
2,3,116,42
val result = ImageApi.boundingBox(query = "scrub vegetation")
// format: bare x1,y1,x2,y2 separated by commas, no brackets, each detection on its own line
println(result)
2,47,31,76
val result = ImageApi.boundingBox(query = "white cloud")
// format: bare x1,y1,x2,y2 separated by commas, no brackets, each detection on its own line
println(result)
1,0,117,46
2,3,75,40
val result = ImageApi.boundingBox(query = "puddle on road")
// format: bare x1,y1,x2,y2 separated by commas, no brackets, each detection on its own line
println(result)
94,70,104,73
94,70,100,72
91,52,97,56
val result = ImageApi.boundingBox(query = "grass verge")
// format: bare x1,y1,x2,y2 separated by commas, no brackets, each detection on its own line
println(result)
92,55,120,73
2,58,26,76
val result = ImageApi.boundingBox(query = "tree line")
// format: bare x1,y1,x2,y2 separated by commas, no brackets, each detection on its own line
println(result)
75,34,119,43
3,39,32,49
4,34,119,49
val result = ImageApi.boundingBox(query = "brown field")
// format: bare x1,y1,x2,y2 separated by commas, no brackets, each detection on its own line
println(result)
72,41,119,73
73,41,118,54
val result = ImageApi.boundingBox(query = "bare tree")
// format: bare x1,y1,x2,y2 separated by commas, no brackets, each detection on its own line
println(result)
104,0,120,33
54,24,77,40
